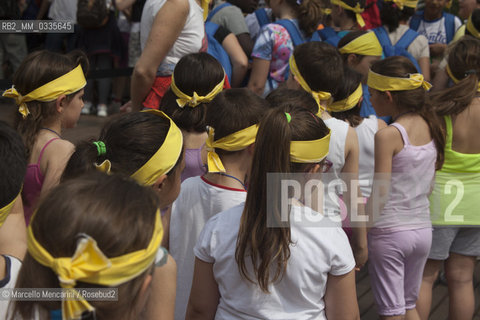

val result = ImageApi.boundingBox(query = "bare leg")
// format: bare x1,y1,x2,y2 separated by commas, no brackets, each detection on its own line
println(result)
417,259,443,320
445,253,476,320
405,308,421,320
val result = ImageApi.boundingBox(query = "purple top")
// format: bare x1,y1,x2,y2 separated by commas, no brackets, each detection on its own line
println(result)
181,147,206,182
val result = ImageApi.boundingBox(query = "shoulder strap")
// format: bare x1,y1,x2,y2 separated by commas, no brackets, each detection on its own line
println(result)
274,19,305,47
444,115,453,149
37,138,60,165
390,123,411,146
206,2,231,22
373,26,393,55
396,28,419,49
443,12,455,43
409,11,423,31
254,8,270,27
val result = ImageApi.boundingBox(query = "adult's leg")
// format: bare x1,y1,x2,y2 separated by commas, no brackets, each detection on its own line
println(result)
445,253,476,320
416,259,443,320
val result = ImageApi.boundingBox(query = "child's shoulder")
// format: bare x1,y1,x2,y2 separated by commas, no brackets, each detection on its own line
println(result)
40,138,74,165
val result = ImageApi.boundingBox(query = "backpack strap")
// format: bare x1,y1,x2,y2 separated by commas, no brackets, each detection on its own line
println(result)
395,28,419,50
318,26,341,46
274,19,305,47
443,12,455,43
373,26,394,55
409,10,423,31
254,8,270,27
206,2,231,22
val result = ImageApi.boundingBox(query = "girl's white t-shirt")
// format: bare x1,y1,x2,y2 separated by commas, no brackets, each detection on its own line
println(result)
194,203,355,320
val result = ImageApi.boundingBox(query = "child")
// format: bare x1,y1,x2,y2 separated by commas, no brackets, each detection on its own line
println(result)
159,52,226,182
186,105,359,319
286,41,367,270
170,88,268,320
247,0,324,96
0,121,27,320
330,0,366,33
8,172,164,320
63,110,184,320
417,37,480,320
366,56,444,319
2,50,88,226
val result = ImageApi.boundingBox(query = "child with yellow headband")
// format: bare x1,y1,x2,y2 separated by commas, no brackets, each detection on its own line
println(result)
417,37,480,320
287,41,368,271
187,105,359,319
63,110,184,320
159,53,226,182
2,50,89,227
0,122,27,320
366,56,444,319
170,88,268,320
7,172,164,320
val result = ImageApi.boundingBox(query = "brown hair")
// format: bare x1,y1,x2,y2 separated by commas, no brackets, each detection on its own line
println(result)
338,30,369,63
371,56,445,168
285,0,325,36
335,0,366,25
235,105,330,293
62,112,183,182
159,53,225,133
266,87,319,113
9,172,160,319
12,50,89,159
330,67,364,127
293,42,344,97
430,37,480,116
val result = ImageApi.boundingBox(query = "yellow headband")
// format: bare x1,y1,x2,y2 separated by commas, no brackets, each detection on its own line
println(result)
289,55,332,116
2,65,87,119
338,32,383,56
130,110,183,186
291,130,331,163
330,0,365,27
27,209,163,320
206,124,258,173
170,73,224,108
367,70,432,91
328,83,363,112
0,191,20,228
467,14,480,39
446,63,480,92
384,0,418,9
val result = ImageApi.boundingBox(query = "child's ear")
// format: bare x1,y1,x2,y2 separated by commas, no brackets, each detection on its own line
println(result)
347,53,358,66
55,94,68,113
247,143,255,155
152,174,169,193
385,91,394,103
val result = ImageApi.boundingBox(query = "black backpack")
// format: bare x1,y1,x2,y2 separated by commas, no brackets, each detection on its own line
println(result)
0,0,20,19
77,0,109,29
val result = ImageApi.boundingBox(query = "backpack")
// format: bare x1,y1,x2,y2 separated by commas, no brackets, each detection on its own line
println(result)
373,26,422,72
206,2,232,21
205,22,233,82
77,0,109,29
274,19,322,47
317,26,341,47
361,0,381,29
409,11,456,43
0,0,20,19
254,8,271,28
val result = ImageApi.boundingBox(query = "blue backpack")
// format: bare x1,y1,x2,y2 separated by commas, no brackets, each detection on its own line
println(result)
254,8,271,27
317,26,342,47
274,19,322,46
205,3,234,81
409,11,456,43
373,26,422,72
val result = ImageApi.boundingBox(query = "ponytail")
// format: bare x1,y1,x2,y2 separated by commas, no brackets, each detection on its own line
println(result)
296,0,325,36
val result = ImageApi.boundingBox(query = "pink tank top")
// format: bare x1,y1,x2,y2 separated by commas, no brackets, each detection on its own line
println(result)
22,138,59,225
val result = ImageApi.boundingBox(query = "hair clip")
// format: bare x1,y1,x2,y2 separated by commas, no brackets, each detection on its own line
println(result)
285,113,292,123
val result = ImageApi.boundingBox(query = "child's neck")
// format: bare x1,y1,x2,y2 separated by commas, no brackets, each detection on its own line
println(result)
278,6,297,20
42,121,63,137
204,156,250,190
338,17,357,31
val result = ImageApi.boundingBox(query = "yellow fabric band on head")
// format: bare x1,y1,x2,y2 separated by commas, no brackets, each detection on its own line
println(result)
170,73,224,108
27,209,163,320
0,191,20,228
367,70,432,91
289,55,332,116
467,15,480,39
338,32,383,56
130,110,183,186
384,0,418,10
330,0,365,27
446,63,480,92
291,130,331,163
206,124,258,173
328,84,363,112
2,65,87,119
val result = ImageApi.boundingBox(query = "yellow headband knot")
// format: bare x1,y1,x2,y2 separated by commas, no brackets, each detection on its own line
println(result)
291,129,331,163
206,124,258,173
289,55,332,117
446,63,480,92
2,65,86,119
0,191,21,228
170,73,225,108
328,84,363,112
330,0,365,27
338,32,383,56
130,110,183,186
367,70,432,91
467,14,480,39
384,0,418,10
27,209,163,320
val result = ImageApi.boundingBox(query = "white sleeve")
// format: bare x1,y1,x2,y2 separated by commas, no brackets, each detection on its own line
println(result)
329,228,356,276
193,216,218,263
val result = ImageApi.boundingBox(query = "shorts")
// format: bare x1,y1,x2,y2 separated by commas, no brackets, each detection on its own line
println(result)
368,228,432,316
428,227,480,260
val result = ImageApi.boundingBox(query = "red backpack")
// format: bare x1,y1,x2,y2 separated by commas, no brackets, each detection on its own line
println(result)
361,0,381,30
